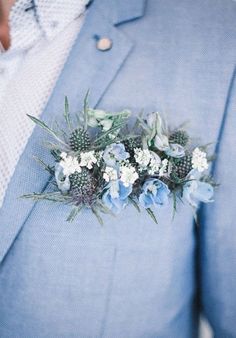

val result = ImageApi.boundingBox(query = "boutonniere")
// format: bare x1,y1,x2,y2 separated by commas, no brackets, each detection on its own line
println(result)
23,93,216,224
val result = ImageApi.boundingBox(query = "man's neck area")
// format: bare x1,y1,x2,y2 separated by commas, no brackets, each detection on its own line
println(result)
0,0,16,50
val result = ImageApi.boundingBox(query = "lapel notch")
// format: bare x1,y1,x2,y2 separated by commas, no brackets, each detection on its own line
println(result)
113,0,147,26
0,0,146,264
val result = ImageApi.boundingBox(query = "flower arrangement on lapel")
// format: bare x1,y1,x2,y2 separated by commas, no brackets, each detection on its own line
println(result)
22,93,216,224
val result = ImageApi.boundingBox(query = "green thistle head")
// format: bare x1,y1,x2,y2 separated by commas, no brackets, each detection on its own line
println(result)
69,128,91,152
69,168,98,206
172,155,193,179
124,137,143,156
169,130,189,147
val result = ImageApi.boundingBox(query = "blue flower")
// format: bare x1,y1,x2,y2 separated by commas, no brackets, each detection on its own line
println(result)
102,180,132,214
183,169,214,208
139,178,170,209
103,143,130,167
165,143,185,158
55,163,71,193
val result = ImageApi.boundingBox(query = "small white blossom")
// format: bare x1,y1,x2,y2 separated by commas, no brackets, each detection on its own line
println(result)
99,119,113,131
120,165,139,187
103,167,118,182
134,148,162,175
148,151,161,175
192,147,208,172
59,154,81,176
159,159,169,177
80,151,97,169
60,152,67,160
134,148,152,167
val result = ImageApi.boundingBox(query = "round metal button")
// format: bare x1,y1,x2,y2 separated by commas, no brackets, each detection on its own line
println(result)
96,37,113,51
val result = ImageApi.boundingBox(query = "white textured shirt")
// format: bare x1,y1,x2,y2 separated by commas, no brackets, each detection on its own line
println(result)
0,0,89,208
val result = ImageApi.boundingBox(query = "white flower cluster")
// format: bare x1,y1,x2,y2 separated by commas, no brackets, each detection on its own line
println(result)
134,148,153,167
148,154,161,175
134,148,170,176
192,147,208,172
159,158,169,177
103,167,118,182
59,151,97,176
120,165,139,187
134,148,161,171
59,152,81,176
103,164,139,188
80,151,97,169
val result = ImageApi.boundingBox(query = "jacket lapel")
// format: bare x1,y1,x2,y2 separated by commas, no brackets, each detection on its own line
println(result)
0,0,146,264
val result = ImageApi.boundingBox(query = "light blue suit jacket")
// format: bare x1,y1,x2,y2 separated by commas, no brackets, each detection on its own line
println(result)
0,0,235,337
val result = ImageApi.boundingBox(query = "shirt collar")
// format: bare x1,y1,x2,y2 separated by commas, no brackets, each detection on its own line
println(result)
0,42,5,53
6,0,90,54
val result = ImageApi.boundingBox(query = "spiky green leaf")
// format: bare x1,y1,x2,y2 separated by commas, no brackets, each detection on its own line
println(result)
66,205,84,222
83,89,90,130
146,208,158,224
27,114,69,147
128,197,141,212
63,96,73,130
33,156,55,174
96,201,115,216
92,207,104,225
21,192,72,203
172,191,177,221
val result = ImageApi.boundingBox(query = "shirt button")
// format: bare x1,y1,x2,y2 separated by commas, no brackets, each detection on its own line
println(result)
96,37,112,51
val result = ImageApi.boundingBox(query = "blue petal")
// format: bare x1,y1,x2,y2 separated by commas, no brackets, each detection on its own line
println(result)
139,192,153,209
112,197,127,214
183,182,196,207
193,181,214,203
183,180,214,207
102,180,131,214
118,181,132,200
165,143,185,158
142,179,156,193
102,190,114,210
55,164,70,193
